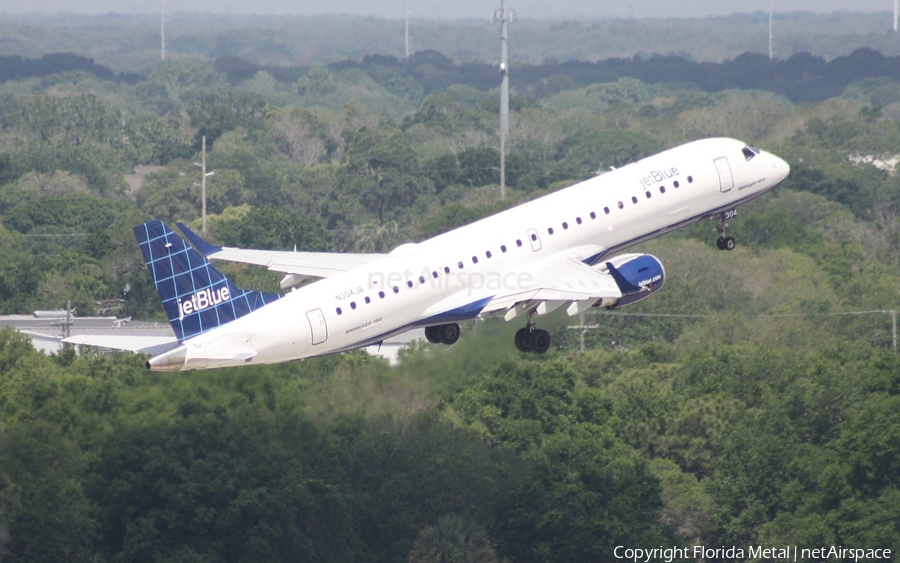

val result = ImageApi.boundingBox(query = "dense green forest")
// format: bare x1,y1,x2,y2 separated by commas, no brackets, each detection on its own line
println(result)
1,13,900,563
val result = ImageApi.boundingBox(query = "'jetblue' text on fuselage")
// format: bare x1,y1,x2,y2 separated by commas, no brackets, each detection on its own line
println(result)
638,167,680,188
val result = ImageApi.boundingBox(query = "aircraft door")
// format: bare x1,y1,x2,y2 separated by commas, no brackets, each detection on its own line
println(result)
306,308,327,345
714,157,734,192
526,228,542,252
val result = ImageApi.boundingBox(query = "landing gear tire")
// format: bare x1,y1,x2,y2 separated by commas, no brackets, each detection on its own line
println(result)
515,327,531,352
716,211,737,251
424,326,441,344
438,323,460,345
527,329,551,354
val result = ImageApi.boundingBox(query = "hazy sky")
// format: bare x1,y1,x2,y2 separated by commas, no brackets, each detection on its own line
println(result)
0,0,895,19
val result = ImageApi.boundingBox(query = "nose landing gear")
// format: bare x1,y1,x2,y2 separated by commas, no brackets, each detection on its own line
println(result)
716,209,737,251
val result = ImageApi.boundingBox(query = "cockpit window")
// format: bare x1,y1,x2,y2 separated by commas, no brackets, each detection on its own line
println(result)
742,146,760,161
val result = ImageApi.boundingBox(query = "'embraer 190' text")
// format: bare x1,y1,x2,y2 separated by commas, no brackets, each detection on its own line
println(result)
179,286,231,317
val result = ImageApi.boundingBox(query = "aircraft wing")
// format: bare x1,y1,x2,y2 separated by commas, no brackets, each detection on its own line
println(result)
480,254,623,318
176,222,384,283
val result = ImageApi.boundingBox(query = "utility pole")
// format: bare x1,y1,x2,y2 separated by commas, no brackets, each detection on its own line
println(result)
491,0,515,200
566,313,600,352
405,0,411,60
161,0,168,60
193,136,214,235
891,310,897,351
64,301,72,339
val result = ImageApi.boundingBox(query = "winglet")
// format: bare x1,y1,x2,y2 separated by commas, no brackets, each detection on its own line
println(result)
605,261,641,294
176,222,222,256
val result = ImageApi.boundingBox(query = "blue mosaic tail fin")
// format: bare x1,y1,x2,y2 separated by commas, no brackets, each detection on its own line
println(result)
134,221,281,342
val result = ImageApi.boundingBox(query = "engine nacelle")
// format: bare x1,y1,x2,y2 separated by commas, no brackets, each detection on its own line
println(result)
594,253,665,310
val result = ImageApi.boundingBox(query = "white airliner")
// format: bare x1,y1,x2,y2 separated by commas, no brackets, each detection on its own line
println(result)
65,138,789,371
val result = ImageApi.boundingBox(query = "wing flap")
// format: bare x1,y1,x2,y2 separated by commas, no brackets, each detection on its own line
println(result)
481,255,622,316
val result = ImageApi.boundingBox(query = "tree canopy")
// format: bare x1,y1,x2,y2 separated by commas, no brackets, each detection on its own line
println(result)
1,19,900,562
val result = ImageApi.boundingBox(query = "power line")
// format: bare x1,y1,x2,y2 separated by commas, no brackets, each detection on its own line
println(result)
599,310,896,319
20,233,90,238
568,309,899,350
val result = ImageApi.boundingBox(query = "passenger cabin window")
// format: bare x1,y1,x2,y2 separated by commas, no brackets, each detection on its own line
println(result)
365,296,371,304
379,291,385,299
576,217,582,225
590,212,596,219
486,251,492,258
562,222,568,230
336,307,342,315
516,240,522,247
673,181,680,188
350,302,357,310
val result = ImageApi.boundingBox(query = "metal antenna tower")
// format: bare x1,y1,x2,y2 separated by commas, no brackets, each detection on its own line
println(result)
490,0,516,199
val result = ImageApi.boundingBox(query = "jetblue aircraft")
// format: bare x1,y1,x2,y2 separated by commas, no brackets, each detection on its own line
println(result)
66,138,789,370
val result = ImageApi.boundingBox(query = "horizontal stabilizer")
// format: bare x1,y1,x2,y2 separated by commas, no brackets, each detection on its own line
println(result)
62,334,179,355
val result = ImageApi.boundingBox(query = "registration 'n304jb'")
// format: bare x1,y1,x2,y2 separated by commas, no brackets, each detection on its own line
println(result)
65,138,789,370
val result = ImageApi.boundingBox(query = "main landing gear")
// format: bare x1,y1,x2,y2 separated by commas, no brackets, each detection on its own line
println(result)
424,323,460,346
716,210,737,251
514,314,551,354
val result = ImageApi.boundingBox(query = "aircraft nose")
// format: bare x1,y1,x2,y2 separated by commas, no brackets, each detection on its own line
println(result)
773,154,790,181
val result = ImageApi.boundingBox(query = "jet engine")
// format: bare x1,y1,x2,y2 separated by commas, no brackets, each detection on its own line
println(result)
594,253,665,309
